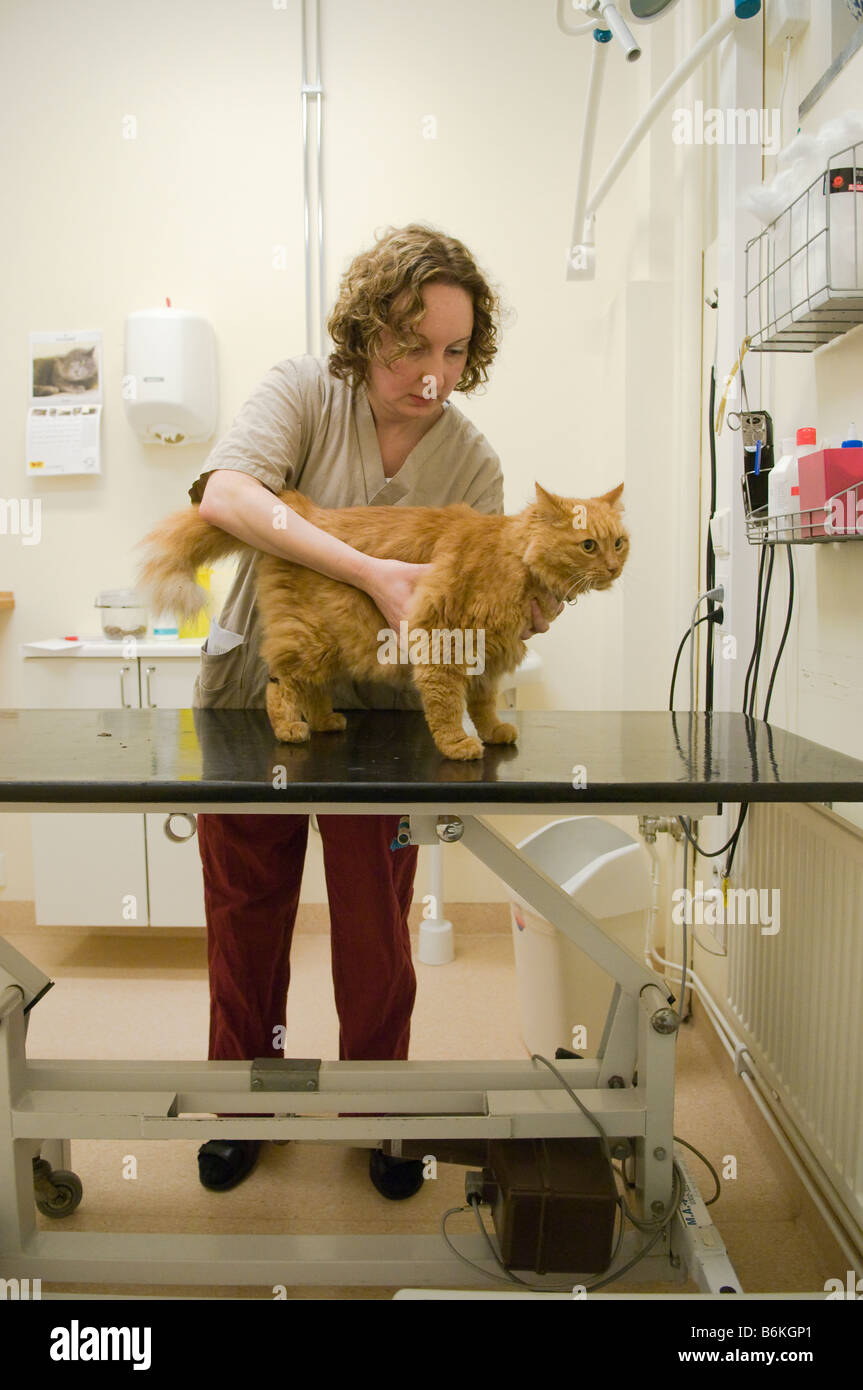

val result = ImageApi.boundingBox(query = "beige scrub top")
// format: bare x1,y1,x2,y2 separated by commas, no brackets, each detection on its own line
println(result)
187,354,504,710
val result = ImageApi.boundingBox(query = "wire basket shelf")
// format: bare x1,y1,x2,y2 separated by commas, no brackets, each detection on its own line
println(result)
743,480,863,545
744,142,863,353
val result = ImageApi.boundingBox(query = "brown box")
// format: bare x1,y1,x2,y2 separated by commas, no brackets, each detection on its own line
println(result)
484,1138,617,1275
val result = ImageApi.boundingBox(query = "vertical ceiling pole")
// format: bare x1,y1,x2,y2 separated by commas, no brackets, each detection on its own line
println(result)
301,0,324,356
713,12,763,717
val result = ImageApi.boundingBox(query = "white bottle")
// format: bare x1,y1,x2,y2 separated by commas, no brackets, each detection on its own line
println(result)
768,427,817,541
768,437,796,541
793,426,818,540
152,613,180,640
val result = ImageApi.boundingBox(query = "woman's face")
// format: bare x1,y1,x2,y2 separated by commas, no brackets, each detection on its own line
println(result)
365,280,474,426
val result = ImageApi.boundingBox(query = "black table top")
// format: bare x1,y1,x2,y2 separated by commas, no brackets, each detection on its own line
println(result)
1,708,862,806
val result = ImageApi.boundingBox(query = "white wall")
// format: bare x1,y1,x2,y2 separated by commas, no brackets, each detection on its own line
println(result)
0,0,717,908
685,5,863,1005
755,20,863,833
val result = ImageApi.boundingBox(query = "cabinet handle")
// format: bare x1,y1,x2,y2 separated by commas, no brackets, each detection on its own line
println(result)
163,813,197,843
119,665,131,708
145,665,156,707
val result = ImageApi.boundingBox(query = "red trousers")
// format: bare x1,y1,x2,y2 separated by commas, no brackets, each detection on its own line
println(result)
196,813,419,1062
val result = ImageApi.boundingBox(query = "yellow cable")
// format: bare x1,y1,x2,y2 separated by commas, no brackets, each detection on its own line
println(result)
714,336,752,436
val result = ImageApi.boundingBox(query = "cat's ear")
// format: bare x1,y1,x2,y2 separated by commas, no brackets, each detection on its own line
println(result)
534,483,572,520
599,482,625,509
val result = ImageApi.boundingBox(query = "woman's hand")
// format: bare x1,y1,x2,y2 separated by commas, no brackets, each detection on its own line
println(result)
520,593,565,640
362,556,432,632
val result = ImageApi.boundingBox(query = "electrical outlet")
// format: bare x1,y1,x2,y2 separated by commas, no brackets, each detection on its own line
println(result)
709,509,731,560
766,0,810,52
716,574,730,627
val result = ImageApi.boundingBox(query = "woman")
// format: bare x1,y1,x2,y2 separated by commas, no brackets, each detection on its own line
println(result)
190,224,559,1199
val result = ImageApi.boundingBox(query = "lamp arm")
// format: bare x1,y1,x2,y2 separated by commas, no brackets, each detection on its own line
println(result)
585,5,739,220
556,0,602,37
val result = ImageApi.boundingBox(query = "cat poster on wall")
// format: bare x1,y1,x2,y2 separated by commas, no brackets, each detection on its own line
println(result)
26,330,103,476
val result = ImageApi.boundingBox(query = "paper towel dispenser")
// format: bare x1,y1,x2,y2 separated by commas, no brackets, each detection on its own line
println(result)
123,306,218,445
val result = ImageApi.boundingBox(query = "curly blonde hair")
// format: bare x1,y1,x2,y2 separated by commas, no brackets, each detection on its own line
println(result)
327,224,503,393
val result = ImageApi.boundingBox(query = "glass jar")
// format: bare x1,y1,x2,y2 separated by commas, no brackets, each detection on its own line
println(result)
95,588,148,640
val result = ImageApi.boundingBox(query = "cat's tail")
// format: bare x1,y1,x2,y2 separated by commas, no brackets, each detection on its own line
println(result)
135,507,253,621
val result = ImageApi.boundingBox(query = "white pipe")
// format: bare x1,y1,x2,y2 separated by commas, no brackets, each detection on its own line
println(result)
598,2,641,62
301,0,324,356
428,842,445,926
571,30,608,250
641,837,863,1268
315,0,326,354
301,0,312,354
585,4,739,218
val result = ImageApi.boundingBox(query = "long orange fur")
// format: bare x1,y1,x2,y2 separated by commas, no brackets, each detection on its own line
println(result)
137,484,629,760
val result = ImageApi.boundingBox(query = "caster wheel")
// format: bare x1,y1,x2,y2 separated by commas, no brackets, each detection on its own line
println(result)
35,1168,83,1218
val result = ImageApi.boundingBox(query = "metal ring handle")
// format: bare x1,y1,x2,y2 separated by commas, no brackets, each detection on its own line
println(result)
163,813,198,843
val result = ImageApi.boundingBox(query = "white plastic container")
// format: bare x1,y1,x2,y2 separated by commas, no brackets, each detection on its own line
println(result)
768,437,797,541
123,306,218,446
823,163,863,291
508,817,651,1059
790,163,863,318
94,588,148,640
768,428,818,541
152,613,180,640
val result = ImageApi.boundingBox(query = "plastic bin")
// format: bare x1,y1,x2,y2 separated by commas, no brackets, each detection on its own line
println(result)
508,817,651,1059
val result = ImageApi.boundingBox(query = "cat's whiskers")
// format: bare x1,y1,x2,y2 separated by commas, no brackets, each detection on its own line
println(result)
561,573,595,605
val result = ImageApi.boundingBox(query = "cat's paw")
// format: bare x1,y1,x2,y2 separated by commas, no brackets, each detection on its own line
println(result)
435,733,484,761
484,721,518,745
308,713,347,733
271,718,310,743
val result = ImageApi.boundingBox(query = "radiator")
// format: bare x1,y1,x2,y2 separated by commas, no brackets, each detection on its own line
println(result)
727,800,863,1244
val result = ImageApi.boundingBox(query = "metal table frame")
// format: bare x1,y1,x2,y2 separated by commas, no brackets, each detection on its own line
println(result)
0,795,740,1295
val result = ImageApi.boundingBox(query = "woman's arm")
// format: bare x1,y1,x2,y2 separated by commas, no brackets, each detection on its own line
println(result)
198,469,427,631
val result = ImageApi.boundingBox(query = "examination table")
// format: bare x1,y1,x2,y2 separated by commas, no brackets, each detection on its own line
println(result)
2,706,862,1295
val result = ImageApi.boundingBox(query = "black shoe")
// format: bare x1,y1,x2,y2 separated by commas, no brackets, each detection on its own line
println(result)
368,1148,425,1200
197,1139,261,1191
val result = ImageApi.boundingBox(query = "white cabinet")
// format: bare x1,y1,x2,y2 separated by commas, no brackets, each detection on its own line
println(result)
20,656,140,710
145,813,207,927
24,649,206,929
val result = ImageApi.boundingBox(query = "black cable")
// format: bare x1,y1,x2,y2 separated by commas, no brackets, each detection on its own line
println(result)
763,545,795,722
742,542,769,715
747,543,775,716
677,803,748,859
673,1137,721,1206
723,804,749,879
741,543,765,713
720,537,776,878
668,614,715,711
705,366,718,712
721,548,794,877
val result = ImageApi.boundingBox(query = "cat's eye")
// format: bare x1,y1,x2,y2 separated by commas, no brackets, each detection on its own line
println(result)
614,537,624,549
582,539,597,553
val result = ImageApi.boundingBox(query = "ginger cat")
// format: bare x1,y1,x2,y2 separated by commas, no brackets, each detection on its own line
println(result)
137,483,629,761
